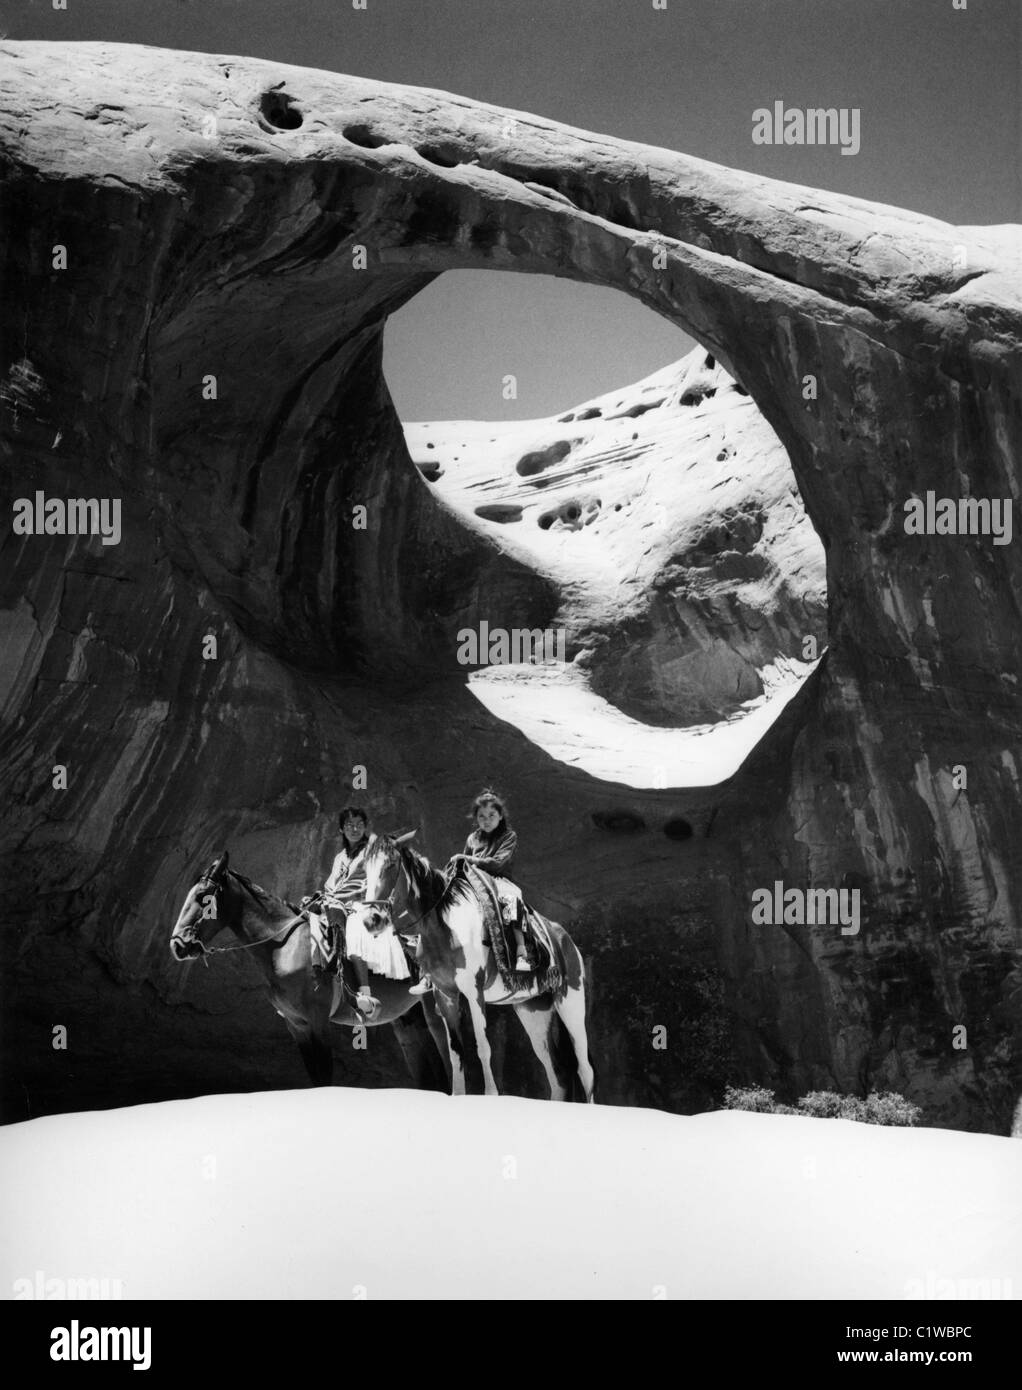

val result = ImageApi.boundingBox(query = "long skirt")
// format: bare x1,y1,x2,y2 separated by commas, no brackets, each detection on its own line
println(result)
344,912,411,980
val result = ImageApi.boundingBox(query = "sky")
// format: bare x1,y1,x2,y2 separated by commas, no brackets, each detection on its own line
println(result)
5,0,1019,419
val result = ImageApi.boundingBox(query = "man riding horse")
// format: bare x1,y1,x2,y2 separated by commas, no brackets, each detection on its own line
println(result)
307,806,410,1018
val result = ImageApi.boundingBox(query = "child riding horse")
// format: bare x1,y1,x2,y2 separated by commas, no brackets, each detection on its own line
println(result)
410,788,531,995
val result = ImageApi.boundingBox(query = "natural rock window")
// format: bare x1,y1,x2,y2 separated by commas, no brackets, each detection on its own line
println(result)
385,272,827,791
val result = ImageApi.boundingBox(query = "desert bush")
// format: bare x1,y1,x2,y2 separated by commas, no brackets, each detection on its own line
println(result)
862,1091,922,1127
723,1078,778,1112
722,1085,780,1113
723,1085,921,1126
798,1090,868,1122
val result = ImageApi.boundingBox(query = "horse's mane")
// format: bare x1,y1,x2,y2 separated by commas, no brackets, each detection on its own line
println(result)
400,843,444,900
226,867,296,912
396,841,473,917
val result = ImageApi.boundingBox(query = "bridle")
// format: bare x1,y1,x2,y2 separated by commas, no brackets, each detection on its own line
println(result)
175,844,455,969
176,868,306,962
366,842,458,935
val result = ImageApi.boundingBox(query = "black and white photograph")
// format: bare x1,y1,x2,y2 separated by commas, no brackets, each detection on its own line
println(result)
1,0,1020,1354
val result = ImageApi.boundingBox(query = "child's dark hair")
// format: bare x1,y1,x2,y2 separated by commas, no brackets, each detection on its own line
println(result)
338,806,369,831
470,788,509,825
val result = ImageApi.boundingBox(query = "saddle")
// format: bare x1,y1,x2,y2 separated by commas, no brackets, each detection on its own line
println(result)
307,902,339,975
462,864,565,997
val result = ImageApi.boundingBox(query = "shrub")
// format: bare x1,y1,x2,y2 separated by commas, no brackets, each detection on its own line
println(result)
722,1084,921,1126
722,1085,780,1113
798,1090,867,1122
863,1091,923,1127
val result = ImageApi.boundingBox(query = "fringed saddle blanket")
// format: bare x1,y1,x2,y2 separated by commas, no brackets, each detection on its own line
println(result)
463,864,566,998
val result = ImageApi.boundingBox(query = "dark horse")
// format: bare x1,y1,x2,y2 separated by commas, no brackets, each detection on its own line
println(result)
169,851,450,1089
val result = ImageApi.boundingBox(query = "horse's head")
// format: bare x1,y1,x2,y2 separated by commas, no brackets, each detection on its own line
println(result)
348,830,417,935
170,851,231,961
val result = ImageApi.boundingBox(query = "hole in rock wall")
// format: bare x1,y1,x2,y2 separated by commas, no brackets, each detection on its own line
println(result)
417,143,463,169
517,441,575,477
383,271,827,791
343,122,388,148
475,503,523,524
259,89,303,130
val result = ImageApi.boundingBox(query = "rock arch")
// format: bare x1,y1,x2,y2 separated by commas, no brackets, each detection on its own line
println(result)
1,43,1020,1127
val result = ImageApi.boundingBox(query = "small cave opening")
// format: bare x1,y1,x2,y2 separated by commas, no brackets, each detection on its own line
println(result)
417,143,463,169
343,123,389,149
259,90,303,131
663,817,695,841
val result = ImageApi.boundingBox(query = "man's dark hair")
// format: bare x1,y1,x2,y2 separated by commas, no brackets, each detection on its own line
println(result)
337,806,369,831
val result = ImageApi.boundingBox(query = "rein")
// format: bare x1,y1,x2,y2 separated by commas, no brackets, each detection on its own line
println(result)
395,855,458,932
188,872,307,961
200,915,306,956
181,853,454,969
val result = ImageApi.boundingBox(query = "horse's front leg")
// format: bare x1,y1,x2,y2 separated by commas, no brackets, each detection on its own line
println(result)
275,994,334,1086
432,989,468,1096
287,1022,334,1086
390,1007,449,1093
457,969,499,1097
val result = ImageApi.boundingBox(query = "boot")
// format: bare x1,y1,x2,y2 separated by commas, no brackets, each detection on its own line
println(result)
355,986,381,1018
511,907,531,973
406,934,431,993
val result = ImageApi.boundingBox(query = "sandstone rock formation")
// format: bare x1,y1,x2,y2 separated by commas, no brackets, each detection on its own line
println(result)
1,42,1020,1130
408,347,826,739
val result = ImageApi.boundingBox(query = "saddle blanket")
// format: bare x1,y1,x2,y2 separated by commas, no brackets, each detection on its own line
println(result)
463,864,565,998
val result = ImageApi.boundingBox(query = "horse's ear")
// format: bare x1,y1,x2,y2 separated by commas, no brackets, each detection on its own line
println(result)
394,829,418,846
210,850,229,878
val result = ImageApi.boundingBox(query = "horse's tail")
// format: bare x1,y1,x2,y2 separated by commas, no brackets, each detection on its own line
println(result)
549,928,596,1103
585,1046,598,1103
575,968,598,1103
567,1044,598,1103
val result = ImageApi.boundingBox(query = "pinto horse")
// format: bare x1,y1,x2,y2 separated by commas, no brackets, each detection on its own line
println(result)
350,835,596,1101
169,851,450,1090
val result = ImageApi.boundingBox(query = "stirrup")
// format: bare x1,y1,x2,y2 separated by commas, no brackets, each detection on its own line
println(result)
355,989,380,1017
